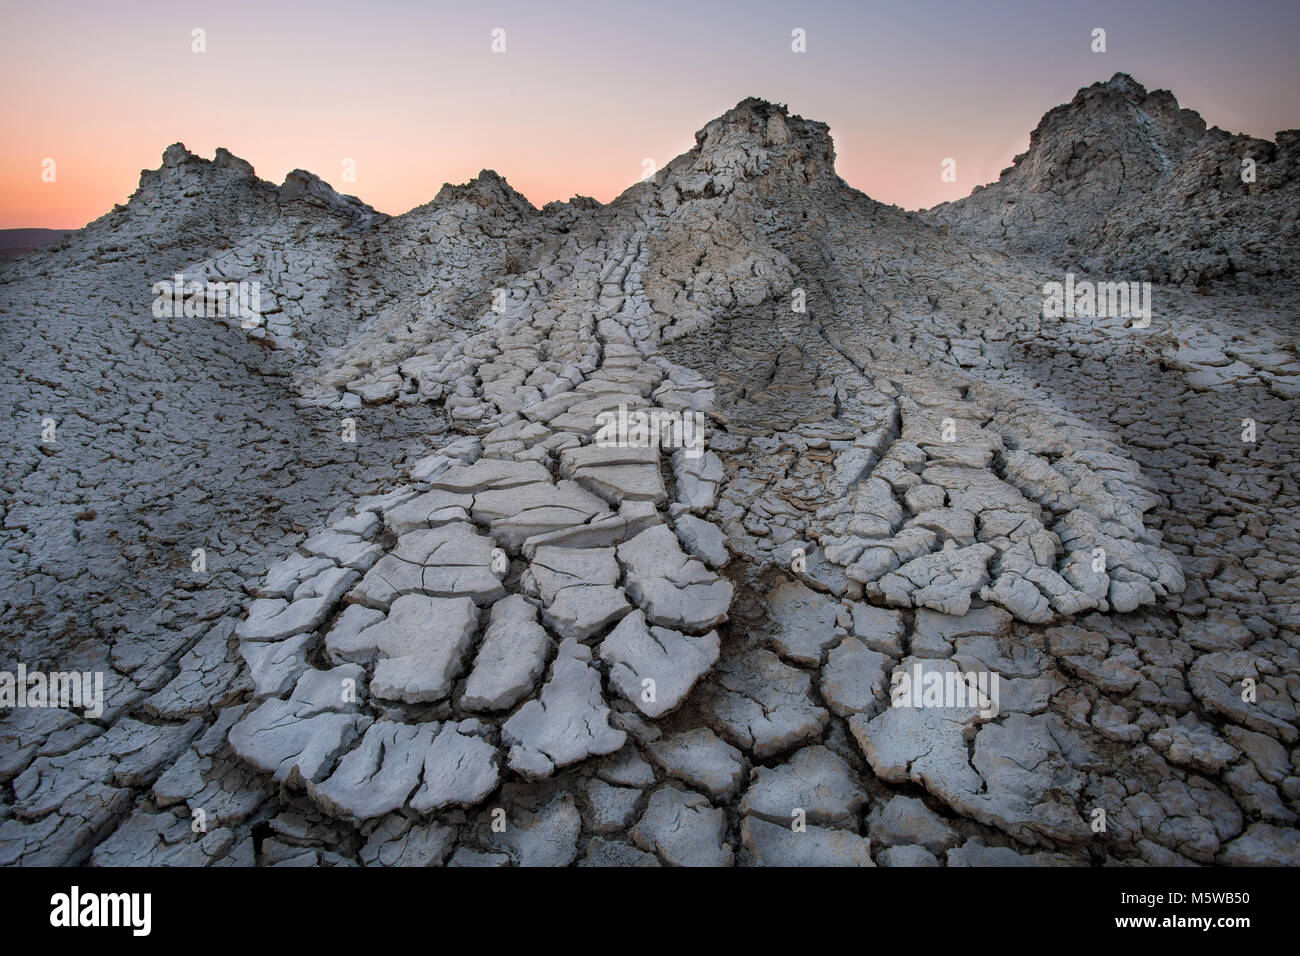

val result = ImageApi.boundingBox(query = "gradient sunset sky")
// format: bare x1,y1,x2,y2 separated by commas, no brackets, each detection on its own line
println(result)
2,0,1297,229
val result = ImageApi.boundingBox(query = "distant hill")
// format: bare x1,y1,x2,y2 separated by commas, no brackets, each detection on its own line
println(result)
0,227,74,260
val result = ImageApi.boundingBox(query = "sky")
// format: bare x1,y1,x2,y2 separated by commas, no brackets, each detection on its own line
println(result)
1,0,1297,229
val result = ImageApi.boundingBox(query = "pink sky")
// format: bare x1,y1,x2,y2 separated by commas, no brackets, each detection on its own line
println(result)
2,0,1297,229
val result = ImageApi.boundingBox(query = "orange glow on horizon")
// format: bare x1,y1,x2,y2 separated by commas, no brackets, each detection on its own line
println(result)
2,0,1297,230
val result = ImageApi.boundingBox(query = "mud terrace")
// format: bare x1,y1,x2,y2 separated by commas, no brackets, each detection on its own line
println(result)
1,74,1297,867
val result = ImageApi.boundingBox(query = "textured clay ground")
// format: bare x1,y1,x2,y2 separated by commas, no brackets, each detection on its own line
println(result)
1,80,1297,866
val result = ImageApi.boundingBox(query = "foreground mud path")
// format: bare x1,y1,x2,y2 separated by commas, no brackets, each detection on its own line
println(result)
0,82,1296,866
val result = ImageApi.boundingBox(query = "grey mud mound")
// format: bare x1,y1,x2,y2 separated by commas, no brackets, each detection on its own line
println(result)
1,76,1297,867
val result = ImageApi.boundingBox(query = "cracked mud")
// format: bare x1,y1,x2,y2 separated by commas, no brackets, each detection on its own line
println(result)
1,75,1297,867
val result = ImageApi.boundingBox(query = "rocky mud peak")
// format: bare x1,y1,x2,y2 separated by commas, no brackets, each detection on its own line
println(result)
925,73,1300,288
640,97,840,203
